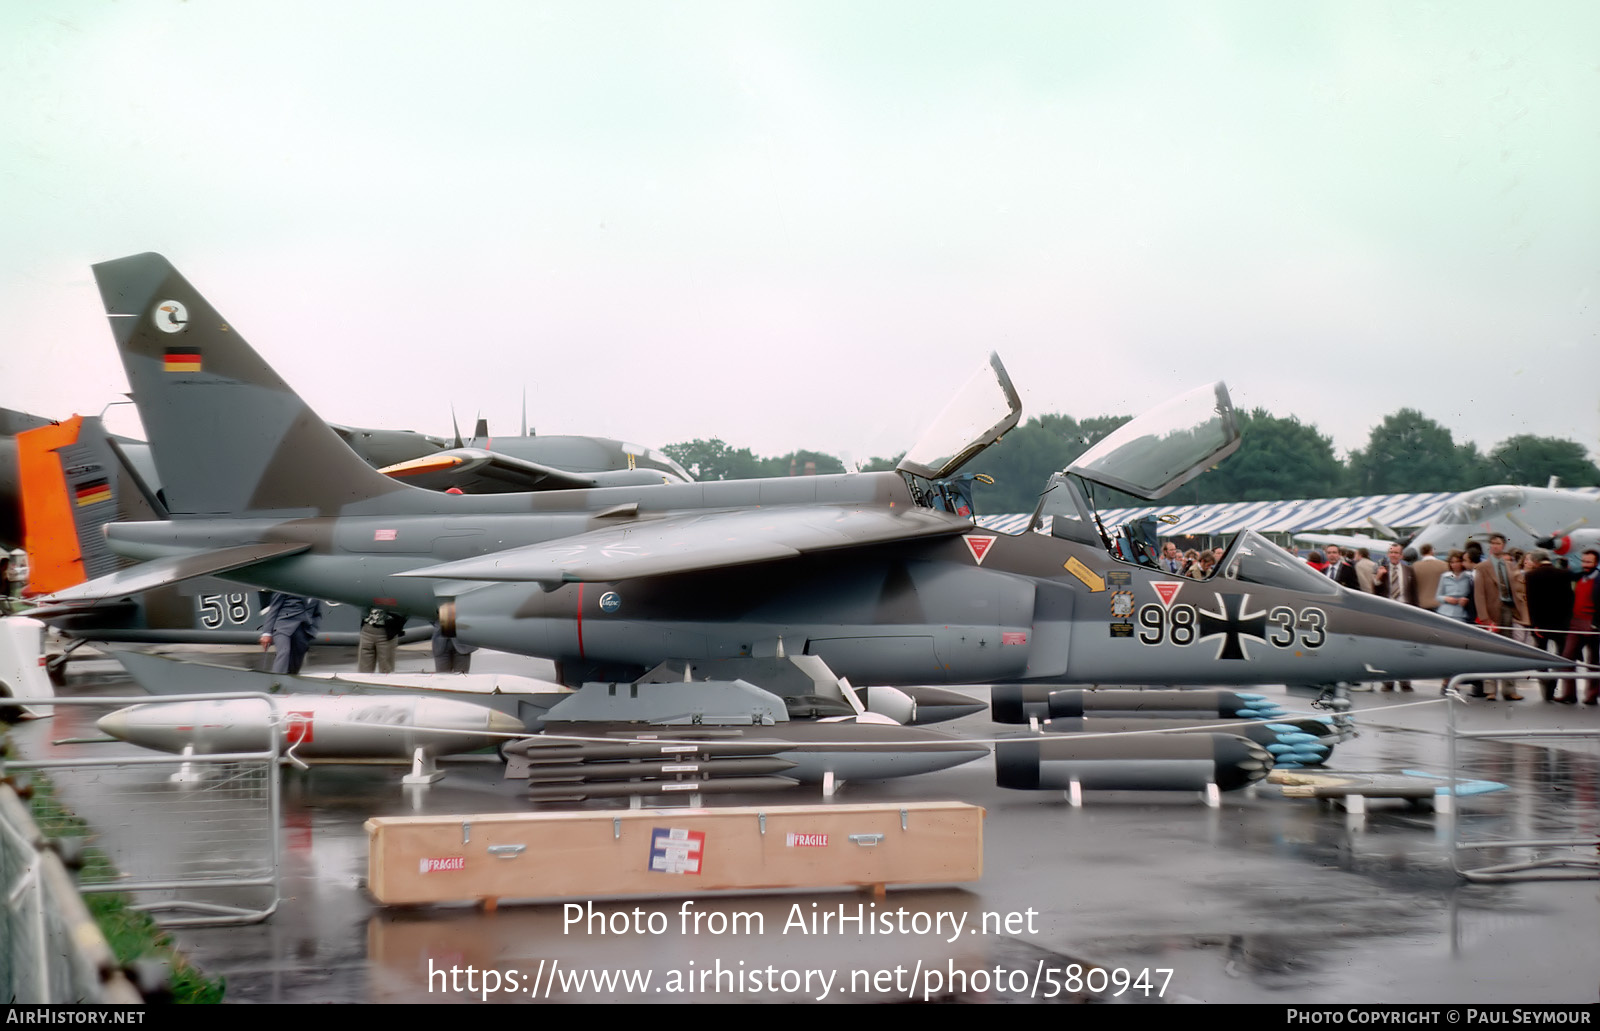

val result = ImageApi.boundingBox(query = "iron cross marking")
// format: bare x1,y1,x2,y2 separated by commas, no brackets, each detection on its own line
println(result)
1197,592,1268,661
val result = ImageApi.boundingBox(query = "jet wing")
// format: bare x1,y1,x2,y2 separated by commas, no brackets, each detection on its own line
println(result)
1291,531,1396,555
395,505,972,585
379,448,606,492
39,542,311,604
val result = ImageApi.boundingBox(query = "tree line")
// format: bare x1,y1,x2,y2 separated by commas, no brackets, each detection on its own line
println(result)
663,408,1599,515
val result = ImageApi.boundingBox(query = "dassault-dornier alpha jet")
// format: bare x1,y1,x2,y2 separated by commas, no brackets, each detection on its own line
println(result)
52,253,1557,692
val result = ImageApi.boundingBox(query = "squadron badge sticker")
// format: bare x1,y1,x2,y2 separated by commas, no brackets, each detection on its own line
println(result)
153,300,189,333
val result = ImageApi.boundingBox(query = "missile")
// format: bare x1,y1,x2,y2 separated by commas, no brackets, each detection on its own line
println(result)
522,756,797,782
1270,769,1509,799
501,676,988,783
995,732,1274,792
97,695,525,759
851,685,916,724
526,776,801,801
991,686,1289,723
504,735,786,763
521,720,989,783
1036,716,1336,766
854,685,986,724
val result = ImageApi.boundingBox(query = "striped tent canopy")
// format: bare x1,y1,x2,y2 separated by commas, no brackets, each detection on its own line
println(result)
977,487,1600,538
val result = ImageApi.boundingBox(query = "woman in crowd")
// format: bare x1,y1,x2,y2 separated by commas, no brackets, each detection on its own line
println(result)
1436,550,1474,621
1435,550,1476,694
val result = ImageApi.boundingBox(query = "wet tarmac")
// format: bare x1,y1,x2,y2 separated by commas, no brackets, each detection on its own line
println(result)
6,644,1598,1004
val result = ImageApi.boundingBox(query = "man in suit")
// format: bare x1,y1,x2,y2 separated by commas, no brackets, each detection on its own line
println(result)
258,593,324,674
1373,543,1418,691
1473,534,1523,700
1557,549,1599,705
1323,544,1361,590
1524,548,1574,701
1412,543,1448,613
1355,548,1379,593
1159,541,1185,575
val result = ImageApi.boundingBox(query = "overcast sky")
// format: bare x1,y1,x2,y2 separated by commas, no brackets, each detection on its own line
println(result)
2,2,1596,471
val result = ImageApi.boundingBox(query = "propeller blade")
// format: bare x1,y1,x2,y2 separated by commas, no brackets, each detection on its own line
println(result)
1366,516,1400,540
1505,512,1538,536
1527,518,1587,550
1552,517,1589,538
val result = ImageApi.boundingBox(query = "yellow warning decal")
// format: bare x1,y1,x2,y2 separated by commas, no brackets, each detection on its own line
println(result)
1063,556,1105,592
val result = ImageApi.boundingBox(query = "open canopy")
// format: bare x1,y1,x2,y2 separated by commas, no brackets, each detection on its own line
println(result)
1067,381,1241,500
897,353,1022,481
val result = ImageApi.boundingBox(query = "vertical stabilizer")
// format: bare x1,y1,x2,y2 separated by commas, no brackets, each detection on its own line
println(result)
91,253,408,517
15,416,151,595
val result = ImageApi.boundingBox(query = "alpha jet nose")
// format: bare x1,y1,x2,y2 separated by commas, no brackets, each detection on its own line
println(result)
1333,591,1567,682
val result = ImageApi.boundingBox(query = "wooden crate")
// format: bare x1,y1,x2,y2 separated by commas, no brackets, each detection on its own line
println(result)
365,801,983,906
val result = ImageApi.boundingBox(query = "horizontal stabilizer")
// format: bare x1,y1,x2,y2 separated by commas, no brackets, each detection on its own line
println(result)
396,504,971,584
380,447,682,492
380,448,597,491
42,542,310,604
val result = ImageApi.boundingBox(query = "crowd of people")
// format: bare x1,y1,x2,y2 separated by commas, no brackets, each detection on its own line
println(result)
1294,535,1598,703
1157,541,1226,579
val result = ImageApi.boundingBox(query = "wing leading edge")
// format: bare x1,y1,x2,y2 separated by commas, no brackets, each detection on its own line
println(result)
395,504,974,585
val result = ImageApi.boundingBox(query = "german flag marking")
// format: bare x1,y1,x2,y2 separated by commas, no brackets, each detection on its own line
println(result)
164,347,202,372
74,480,112,506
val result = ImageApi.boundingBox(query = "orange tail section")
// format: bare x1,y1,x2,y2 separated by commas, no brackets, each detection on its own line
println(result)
17,417,140,596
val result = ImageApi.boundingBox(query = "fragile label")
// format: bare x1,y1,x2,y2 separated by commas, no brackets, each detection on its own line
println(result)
419,856,466,874
786,832,828,847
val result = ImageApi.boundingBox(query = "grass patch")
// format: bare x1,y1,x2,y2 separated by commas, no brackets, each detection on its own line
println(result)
17,768,226,1003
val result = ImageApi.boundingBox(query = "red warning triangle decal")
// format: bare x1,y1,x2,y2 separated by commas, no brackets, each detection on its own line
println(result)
963,535,997,565
1152,581,1183,608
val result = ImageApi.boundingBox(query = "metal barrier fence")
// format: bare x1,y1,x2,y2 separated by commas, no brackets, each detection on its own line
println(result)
2,692,282,926
0,782,143,1003
1445,670,1600,882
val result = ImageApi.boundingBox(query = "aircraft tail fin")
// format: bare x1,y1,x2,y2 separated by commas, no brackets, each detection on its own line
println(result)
91,253,410,517
15,416,157,595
